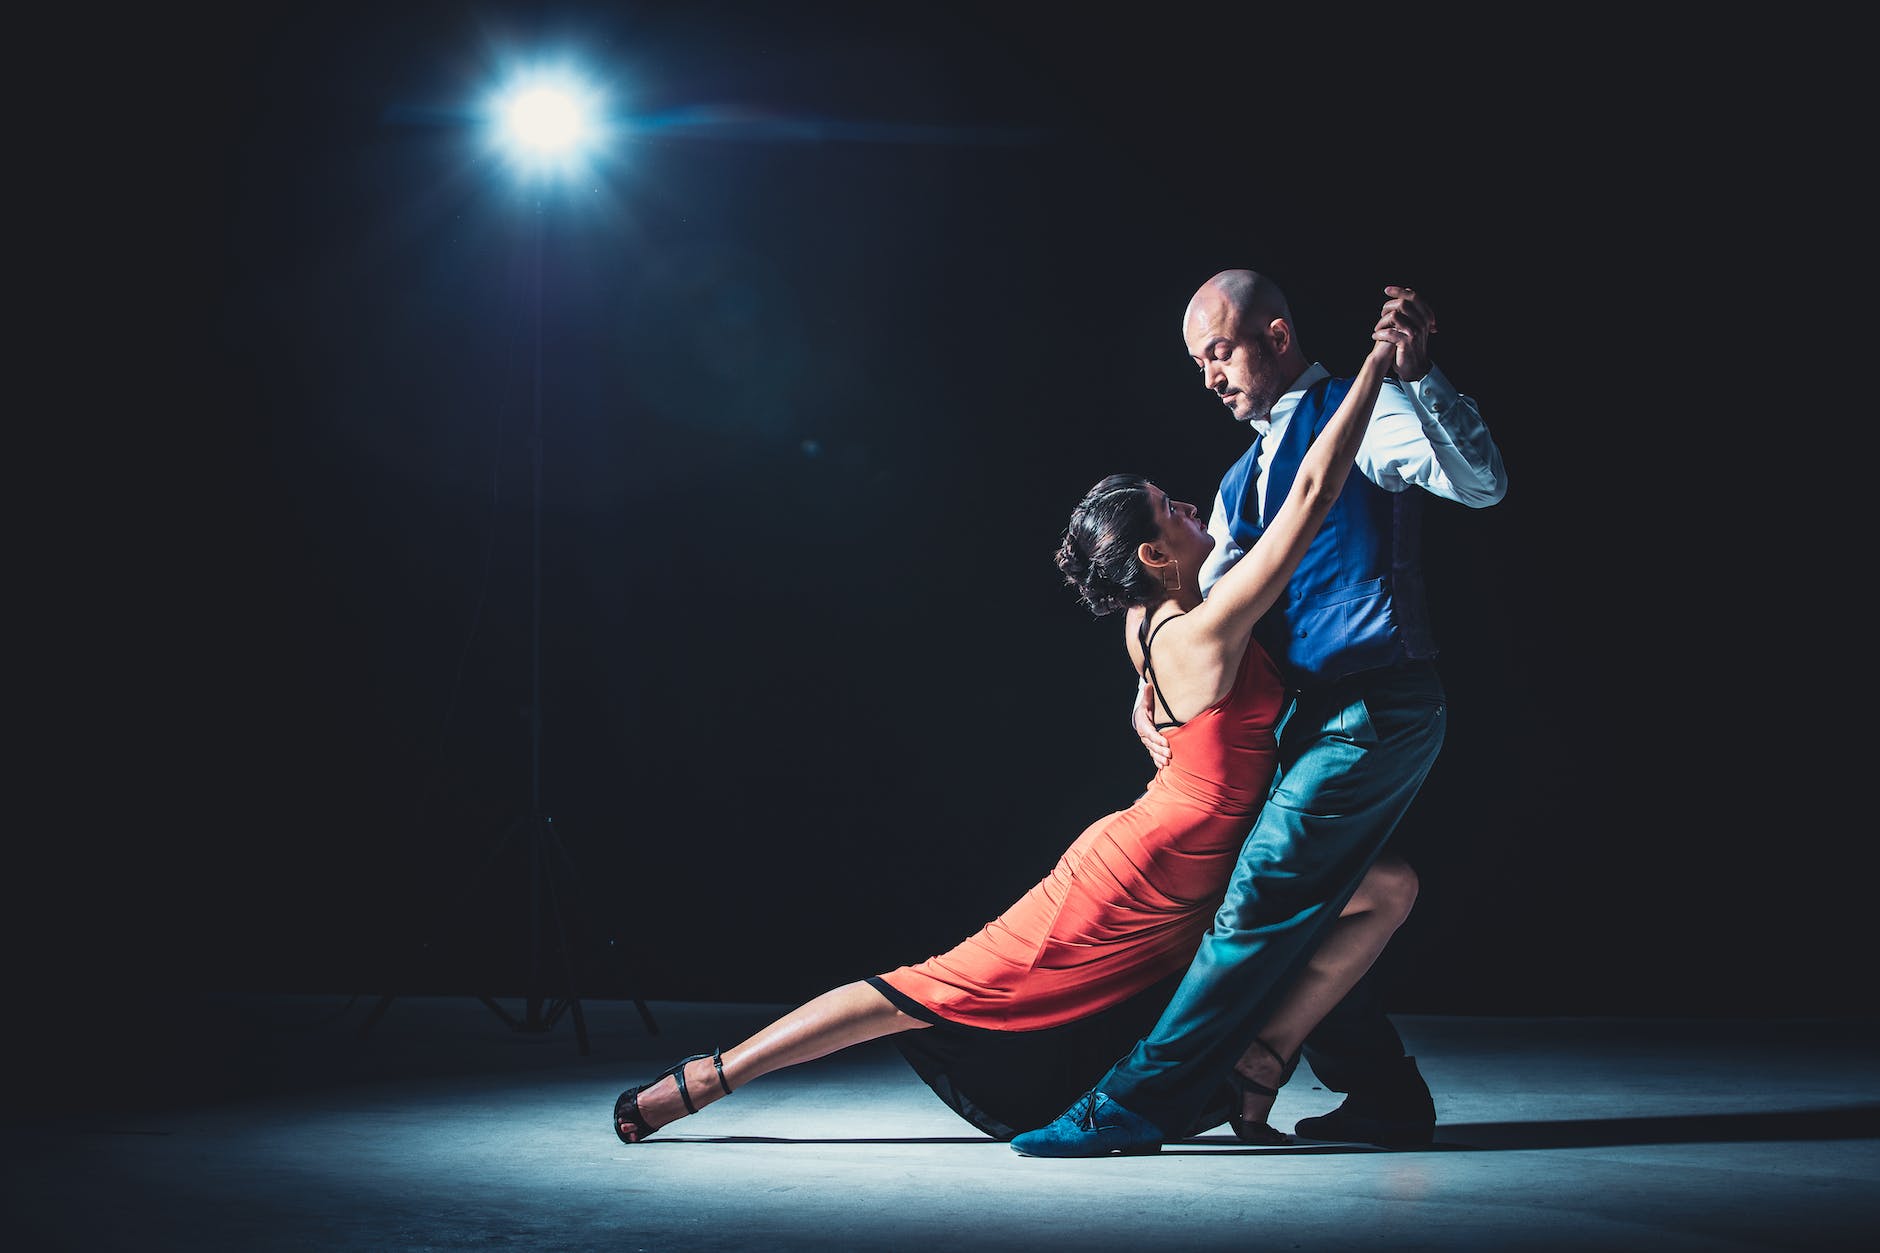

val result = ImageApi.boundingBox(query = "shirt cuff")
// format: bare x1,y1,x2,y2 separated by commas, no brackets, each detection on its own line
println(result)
1405,362,1457,420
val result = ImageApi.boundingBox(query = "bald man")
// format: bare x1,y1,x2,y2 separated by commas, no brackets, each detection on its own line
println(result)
1013,274,1507,1156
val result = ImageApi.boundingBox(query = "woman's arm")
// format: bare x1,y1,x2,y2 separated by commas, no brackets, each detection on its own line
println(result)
1186,336,1397,651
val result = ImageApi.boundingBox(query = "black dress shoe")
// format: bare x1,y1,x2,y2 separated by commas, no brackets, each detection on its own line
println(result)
1292,1055,1435,1148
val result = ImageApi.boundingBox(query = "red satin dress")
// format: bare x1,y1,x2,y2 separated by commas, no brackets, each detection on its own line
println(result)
871,617,1286,1137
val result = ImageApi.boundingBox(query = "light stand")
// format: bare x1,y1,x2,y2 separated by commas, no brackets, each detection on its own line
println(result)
363,71,656,1052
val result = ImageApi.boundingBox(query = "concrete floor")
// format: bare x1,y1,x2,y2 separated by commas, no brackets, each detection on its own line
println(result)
5,996,1877,1251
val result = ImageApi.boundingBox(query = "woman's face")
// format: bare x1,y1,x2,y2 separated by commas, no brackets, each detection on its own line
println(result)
1147,483,1214,573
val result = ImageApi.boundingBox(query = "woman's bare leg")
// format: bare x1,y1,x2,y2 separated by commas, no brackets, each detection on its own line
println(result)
620,980,929,1138
1231,856,1420,1124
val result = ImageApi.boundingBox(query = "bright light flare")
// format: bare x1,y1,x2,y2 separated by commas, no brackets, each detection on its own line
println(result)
501,87,587,153
487,69,608,179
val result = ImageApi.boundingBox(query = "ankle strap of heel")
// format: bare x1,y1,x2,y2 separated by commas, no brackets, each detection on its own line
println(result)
671,1047,736,1114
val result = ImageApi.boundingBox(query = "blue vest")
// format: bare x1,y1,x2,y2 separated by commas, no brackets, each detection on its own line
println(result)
1219,375,1436,686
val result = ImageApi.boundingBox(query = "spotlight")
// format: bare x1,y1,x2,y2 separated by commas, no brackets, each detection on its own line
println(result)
488,70,605,177
502,86,586,152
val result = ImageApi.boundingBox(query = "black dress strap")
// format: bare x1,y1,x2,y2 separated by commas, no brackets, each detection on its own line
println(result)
1137,610,1187,730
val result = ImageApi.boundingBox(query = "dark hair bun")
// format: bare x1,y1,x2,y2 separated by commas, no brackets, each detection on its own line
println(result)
1055,474,1161,617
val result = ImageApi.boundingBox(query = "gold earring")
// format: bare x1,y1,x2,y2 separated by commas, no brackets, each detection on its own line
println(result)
1162,559,1181,592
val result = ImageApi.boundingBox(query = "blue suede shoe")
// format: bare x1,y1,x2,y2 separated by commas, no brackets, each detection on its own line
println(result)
1010,1090,1164,1157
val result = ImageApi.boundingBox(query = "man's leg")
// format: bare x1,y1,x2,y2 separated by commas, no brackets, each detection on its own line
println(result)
1299,970,1414,1089
1291,970,1436,1144
1288,672,1445,1142
1223,855,1419,1142
1013,662,1445,1153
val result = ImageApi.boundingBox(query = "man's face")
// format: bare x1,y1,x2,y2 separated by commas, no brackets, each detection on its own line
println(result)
1184,293,1286,428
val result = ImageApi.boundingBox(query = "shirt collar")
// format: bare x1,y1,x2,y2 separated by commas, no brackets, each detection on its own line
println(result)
1250,362,1328,438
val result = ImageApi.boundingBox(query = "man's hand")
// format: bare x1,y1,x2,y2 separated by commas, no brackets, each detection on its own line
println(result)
1134,680,1171,770
1376,285,1437,382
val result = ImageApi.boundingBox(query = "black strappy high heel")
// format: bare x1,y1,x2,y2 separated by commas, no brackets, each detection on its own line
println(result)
613,1048,734,1144
1227,1038,1298,1146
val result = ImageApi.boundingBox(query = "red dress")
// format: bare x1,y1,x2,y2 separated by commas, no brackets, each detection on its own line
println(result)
872,621,1286,1137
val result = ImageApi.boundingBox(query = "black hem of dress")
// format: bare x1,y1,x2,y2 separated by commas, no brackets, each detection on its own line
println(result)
863,971,1233,1142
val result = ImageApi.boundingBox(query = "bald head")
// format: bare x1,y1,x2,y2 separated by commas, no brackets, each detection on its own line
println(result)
1187,269,1292,334
1183,269,1308,429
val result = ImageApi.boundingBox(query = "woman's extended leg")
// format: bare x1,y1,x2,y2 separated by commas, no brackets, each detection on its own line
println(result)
1228,856,1419,1133
616,980,929,1142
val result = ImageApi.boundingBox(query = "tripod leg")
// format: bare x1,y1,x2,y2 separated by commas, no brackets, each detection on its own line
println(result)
359,993,396,1039
544,817,660,1035
568,996,589,1053
610,938,662,1035
538,819,589,1055
479,994,522,1030
365,813,530,1040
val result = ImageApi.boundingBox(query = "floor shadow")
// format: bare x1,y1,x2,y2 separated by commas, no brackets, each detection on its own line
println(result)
646,1135,998,1145
1164,1140,1383,1155
1432,1104,1880,1150
625,1107,1880,1153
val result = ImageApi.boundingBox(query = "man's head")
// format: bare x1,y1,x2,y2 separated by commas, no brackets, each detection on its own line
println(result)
1183,270,1309,429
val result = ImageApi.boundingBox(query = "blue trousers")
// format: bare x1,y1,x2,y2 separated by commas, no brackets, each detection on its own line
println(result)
1099,659,1447,1135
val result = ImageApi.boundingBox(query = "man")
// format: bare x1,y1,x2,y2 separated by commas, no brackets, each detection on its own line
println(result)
1011,272,1507,1156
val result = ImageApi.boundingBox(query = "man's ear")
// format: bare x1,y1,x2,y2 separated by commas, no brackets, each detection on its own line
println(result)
1267,317,1293,357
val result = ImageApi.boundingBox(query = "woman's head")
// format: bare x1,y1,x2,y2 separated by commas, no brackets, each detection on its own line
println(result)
1055,474,1212,616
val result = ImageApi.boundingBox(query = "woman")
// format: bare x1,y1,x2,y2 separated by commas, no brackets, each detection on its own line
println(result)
615,329,1409,1146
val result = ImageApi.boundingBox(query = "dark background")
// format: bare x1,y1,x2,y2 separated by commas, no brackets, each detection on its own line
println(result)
37,0,1851,1068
